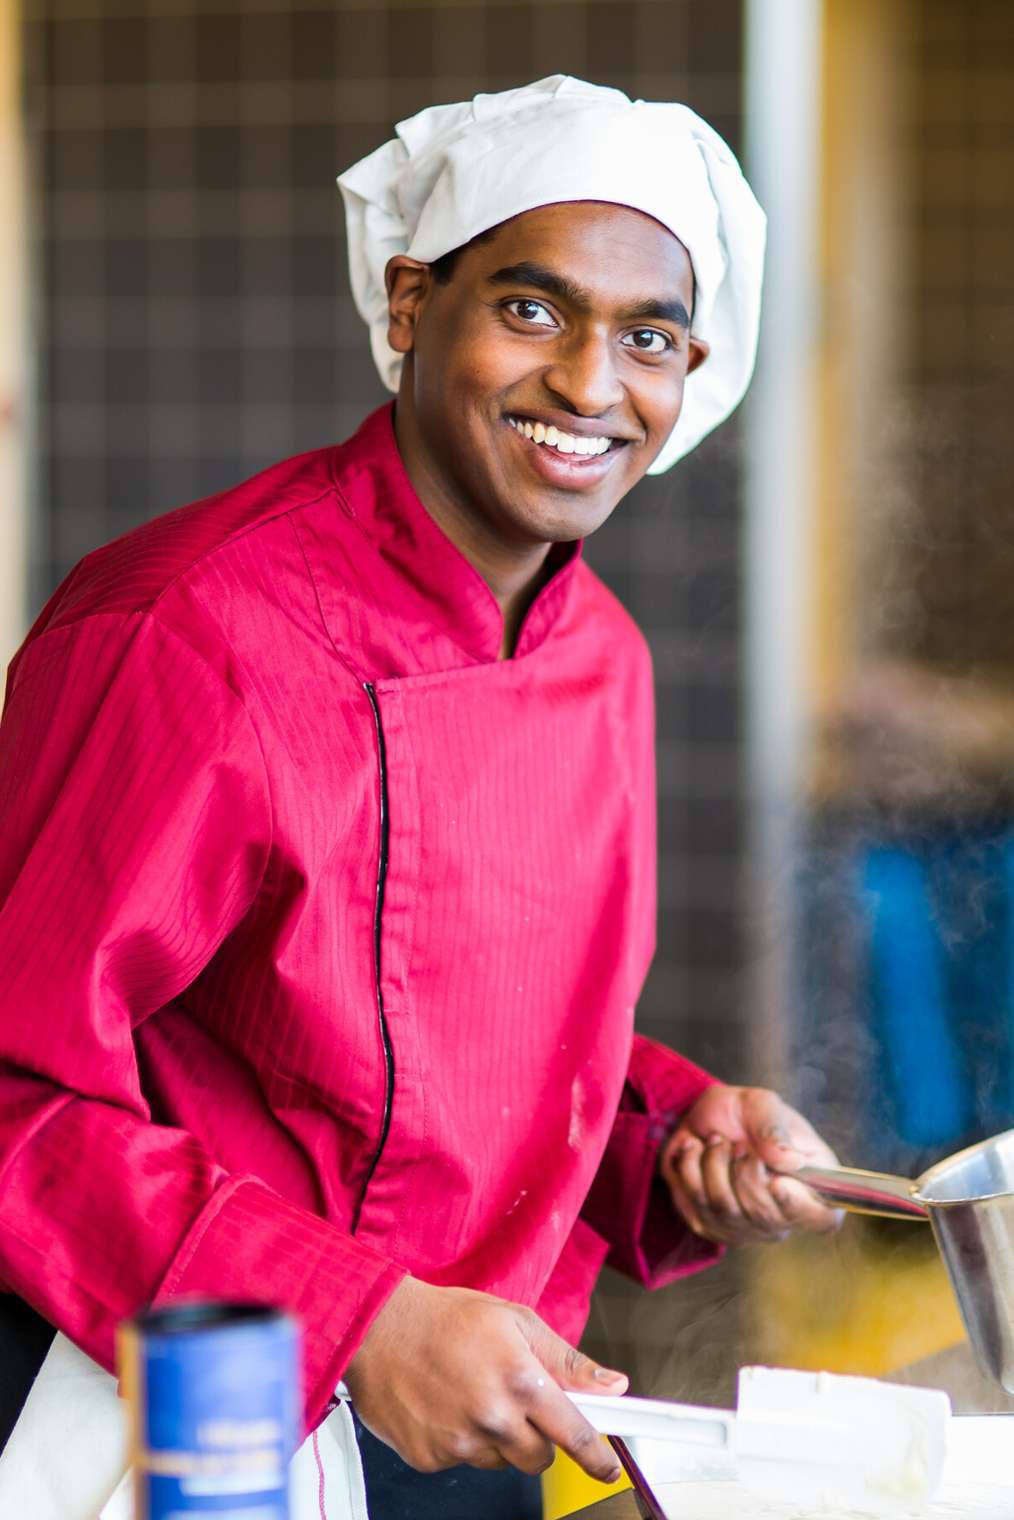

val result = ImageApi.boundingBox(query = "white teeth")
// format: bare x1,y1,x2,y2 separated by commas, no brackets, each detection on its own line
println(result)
508,417,613,458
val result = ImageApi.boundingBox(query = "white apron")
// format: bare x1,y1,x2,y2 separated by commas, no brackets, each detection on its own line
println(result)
0,1332,369,1520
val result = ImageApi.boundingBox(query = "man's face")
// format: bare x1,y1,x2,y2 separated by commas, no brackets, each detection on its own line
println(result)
386,201,709,548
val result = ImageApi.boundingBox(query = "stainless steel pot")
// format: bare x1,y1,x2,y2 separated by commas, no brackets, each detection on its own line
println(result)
794,1127,1014,1394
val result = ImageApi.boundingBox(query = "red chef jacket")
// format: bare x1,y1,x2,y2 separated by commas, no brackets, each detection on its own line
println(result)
0,403,718,1431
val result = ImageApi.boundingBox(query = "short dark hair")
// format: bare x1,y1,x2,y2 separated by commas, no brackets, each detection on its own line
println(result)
429,225,501,284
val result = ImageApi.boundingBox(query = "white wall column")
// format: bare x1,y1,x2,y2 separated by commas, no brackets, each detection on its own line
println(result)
742,0,824,1085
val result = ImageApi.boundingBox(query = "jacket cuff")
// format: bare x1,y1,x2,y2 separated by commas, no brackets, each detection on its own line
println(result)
582,1038,724,1286
153,1178,406,1433
591,1110,723,1286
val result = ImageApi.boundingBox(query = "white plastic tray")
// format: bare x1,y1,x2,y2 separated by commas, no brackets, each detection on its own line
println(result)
639,1478,1014,1519
630,1416,1014,1519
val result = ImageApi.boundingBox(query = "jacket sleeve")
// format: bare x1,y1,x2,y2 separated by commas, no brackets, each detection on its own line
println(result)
0,611,405,1433
580,1033,724,1286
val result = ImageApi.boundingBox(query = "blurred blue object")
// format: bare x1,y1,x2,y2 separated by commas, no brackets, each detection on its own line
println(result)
859,829,1014,1154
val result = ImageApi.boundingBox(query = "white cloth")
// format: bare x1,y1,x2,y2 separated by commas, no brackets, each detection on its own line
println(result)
337,73,766,472
0,1332,369,1520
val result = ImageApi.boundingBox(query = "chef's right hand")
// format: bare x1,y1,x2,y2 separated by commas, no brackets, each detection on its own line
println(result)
343,1275,627,1482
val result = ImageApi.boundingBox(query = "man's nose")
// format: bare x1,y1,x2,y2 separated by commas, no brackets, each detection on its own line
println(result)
542,333,625,418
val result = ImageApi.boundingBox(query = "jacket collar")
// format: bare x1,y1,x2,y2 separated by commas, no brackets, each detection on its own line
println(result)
325,403,583,671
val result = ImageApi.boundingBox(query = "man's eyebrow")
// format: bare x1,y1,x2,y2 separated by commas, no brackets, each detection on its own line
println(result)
487,261,691,331
488,261,592,311
620,296,691,331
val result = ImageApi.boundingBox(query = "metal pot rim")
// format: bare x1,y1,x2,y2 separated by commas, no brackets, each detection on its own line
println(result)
917,1126,1014,1206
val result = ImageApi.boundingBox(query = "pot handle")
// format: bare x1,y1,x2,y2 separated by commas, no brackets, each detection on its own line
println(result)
792,1164,929,1220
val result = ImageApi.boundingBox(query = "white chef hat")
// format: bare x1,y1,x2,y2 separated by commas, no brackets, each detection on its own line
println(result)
337,75,765,473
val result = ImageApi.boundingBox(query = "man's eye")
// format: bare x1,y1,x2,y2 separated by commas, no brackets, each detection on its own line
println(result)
505,298,556,327
622,329,672,354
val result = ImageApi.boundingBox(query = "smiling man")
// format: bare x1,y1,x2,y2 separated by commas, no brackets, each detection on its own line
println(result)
0,77,839,1520
384,200,708,661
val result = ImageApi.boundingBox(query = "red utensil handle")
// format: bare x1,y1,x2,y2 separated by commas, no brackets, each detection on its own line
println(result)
607,1434,668,1520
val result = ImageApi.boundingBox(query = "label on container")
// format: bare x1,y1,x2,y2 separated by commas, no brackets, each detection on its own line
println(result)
119,1303,300,1519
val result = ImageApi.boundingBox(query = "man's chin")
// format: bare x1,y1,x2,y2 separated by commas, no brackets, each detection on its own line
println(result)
507,488,623,545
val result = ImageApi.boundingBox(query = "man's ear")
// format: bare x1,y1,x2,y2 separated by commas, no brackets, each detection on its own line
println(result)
686,336,710,375
386,256,433,356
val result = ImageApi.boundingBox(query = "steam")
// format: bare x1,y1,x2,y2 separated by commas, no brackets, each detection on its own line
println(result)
583,1261,747,1408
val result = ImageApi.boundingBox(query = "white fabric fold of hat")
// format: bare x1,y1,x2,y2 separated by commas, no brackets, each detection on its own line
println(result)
336,74,766,473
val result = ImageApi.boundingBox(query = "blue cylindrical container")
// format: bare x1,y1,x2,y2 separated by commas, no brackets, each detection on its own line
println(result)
118,1302,301,1520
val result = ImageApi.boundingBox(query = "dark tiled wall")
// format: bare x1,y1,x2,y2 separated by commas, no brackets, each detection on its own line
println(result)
25,0,748,1391
882,0,1014,676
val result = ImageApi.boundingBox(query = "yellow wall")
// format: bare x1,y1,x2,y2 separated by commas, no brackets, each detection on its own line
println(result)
808,0,912,798
750,1227,963,1379
542,1446,630,1520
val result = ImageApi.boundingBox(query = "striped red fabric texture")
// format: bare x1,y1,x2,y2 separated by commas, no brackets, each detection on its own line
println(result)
0,404,718,1431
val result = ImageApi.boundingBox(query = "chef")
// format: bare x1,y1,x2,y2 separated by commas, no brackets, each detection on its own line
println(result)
0,76,839,1519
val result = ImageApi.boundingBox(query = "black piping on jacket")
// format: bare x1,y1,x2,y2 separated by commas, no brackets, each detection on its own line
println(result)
351,681,395,1234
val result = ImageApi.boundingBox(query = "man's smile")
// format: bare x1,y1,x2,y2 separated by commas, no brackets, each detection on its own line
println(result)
503,412,630,488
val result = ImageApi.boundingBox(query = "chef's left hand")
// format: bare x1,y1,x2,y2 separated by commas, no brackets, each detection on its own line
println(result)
659,1084,843,1245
